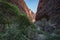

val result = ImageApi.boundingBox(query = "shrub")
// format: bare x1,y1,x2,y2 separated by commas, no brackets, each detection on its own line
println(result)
0,1,36,40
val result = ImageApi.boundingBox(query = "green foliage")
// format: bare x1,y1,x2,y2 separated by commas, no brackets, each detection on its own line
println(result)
41,29,60,40
0,1,36,40
36,18,56,33
35,18,60,40
44,34,60,40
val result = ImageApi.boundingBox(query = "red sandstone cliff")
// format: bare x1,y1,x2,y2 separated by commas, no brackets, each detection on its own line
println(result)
6,0,35,22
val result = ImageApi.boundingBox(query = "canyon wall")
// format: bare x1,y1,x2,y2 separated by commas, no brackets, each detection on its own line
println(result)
5,0,35,22
35,0,60,31
36,0,60,21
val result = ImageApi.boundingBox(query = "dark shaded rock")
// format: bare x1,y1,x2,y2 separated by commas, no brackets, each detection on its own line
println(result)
35,0,60,30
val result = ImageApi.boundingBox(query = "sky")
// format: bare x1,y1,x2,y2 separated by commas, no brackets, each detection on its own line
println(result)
24,0,39,13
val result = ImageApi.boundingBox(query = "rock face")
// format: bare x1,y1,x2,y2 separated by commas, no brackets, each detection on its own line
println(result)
5,0,35,22
35,0,60,29
29,9,35,22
